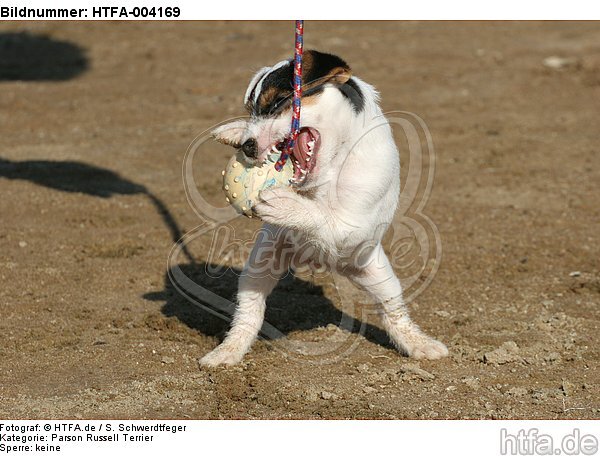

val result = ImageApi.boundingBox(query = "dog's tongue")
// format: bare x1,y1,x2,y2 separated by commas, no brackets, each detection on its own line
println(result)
291,127,319,181
293,129,312,164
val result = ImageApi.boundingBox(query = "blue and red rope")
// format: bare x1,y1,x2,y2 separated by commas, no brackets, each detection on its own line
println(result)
275,20,304,172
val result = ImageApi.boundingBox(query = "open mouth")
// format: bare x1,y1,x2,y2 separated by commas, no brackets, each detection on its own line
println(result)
271,127,321,185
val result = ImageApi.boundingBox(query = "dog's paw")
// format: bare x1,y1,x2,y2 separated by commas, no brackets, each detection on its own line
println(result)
406,336,448,360
253,187,297,225
199,345,245,367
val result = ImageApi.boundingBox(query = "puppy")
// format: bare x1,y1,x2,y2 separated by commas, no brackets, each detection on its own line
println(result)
201,50,447,366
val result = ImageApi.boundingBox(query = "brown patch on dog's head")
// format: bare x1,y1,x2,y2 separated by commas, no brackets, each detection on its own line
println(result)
255,85,292,117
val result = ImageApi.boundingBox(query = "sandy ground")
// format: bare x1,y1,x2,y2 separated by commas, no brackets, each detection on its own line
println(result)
0,21,599,419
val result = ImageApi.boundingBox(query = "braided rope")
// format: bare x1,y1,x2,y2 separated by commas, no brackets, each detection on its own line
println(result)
275,19,304,172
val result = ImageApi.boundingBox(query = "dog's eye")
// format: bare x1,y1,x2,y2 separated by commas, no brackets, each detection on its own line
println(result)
269,96,289,115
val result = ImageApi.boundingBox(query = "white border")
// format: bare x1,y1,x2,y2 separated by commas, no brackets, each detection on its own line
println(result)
1,0,599,19
1,420,599,456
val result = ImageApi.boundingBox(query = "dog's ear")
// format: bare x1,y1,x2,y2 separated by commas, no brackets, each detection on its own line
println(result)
211,119,249,147
302,50,352,89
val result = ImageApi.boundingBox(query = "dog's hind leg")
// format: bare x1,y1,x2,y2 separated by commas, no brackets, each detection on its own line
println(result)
348,243,448,360
200,224,288,367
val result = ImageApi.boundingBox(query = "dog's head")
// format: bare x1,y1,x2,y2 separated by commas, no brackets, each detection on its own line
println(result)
212,50,365,186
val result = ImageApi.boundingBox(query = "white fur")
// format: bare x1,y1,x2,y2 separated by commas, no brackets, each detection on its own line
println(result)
202,70,448,367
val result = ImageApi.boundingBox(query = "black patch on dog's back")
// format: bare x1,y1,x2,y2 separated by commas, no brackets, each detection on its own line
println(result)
339,78,364,113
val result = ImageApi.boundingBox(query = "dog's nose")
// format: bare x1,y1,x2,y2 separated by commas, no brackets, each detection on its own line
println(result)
241,138,258,158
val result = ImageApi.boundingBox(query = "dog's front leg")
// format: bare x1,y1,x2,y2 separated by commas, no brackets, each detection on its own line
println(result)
254,187,332,238
200,225,287,367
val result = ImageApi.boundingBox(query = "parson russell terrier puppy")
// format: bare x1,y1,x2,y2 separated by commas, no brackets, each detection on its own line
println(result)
201,50,447,366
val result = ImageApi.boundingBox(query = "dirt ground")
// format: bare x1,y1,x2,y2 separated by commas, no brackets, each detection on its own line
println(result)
1,21,599,419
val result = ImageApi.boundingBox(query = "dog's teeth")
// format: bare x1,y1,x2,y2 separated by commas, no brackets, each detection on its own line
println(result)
300,169,307,175
306,150,313,156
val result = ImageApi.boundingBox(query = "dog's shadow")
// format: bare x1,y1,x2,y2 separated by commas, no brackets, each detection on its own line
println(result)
144,261,394,348
0,157,145,196
0,155,391,350
0,157,194,262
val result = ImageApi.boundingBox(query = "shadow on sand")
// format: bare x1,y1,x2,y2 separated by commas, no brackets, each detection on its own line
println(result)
0,157,194,262
144,260,394,349
0,32,88,81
